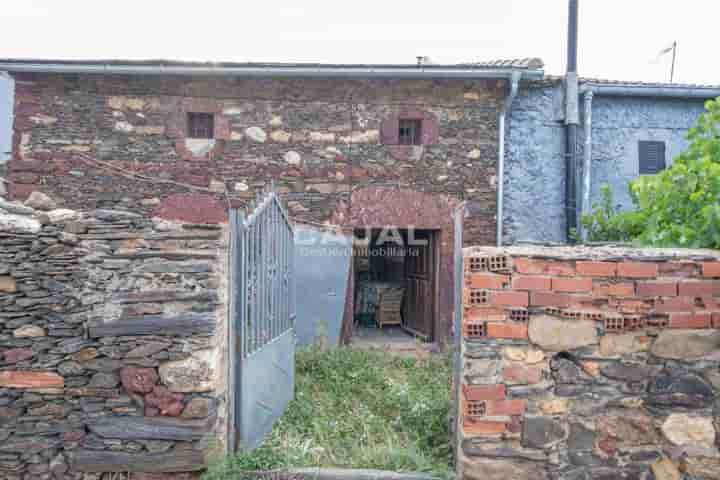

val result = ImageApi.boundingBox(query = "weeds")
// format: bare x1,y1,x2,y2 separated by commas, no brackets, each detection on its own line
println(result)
204,347,452,479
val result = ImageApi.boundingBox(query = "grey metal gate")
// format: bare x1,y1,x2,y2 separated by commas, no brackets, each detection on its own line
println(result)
228,189,295,452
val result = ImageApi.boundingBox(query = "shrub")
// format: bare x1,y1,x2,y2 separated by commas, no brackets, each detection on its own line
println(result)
583,97,720,248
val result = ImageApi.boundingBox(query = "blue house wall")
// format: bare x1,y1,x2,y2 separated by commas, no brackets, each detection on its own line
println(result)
504,81,709,244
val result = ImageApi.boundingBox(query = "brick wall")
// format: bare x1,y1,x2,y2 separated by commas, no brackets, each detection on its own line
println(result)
6,73,504,246
458,245,720,480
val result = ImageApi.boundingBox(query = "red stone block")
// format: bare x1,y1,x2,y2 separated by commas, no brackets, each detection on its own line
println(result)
530,291,573,308
637,281,678,297
463,384,506,401
515,258,575,276
485,399,527,416
489,290,529,307
0,371,64,389
466,273,510,290
669,312,712,329
502,365,543,385
577,261,617,277
553,277,593,293
678,280,720,297
512,275,552,292
119,367,158,394
3,348,34,364
617,262,659,279
486,322,528,340
701,262,720,278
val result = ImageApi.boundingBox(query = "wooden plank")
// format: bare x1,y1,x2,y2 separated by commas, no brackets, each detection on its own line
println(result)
87,416,209,441
71,449,206,473
88,313,215,338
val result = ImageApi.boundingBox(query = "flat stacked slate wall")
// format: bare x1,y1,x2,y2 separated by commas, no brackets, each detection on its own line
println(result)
458,245,720,480
0,194,227,479
6,73,505,247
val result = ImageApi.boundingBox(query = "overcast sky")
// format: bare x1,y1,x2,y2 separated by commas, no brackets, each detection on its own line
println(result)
0,0,717,84
1,0,718,161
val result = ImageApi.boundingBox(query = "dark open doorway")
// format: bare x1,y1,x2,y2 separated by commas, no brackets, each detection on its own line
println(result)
350,228,440,346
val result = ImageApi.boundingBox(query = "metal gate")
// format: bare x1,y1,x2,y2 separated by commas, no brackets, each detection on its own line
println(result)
228,189,295,452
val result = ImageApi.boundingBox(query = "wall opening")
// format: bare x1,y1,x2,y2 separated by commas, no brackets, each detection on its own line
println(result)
351,227,440,346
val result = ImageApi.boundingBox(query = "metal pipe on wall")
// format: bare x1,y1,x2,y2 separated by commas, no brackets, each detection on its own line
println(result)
496,71,521,246
580,90,594,241
564,0,580,243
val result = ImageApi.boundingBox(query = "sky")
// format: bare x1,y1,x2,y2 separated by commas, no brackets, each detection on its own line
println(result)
1,0,718,161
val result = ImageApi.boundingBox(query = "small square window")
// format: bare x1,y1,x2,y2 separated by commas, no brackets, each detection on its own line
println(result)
639,141,666,174
398,119,422,145
187,112,214,139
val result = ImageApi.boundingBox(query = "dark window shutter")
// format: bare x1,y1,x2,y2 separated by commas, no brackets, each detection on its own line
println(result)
639,141,666,174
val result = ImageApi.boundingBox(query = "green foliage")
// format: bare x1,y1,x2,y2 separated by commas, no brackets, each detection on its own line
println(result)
583,97,720,248
204,347,453,479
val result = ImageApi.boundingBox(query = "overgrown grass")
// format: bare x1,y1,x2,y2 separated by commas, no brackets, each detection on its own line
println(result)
204,347,453,479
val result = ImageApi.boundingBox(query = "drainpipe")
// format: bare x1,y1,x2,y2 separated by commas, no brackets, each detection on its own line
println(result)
580,90,594,240
564,0,580,243
496,71,521,246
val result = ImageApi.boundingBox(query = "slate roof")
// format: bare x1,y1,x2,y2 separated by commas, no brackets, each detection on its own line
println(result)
0,57,544,71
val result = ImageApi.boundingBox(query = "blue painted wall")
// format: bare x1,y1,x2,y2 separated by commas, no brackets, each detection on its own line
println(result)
504,82,709,244
0,75,12,164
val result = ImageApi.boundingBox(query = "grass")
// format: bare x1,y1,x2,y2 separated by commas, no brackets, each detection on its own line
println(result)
204,346,453,479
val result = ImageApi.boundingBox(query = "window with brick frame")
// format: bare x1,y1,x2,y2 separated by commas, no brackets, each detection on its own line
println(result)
187,112,215,139
398,119,422,145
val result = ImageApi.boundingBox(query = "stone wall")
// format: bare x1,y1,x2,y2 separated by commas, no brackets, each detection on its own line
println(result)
504,82,708,244
6,73,505,247
0,192,227,479
458,245,720,480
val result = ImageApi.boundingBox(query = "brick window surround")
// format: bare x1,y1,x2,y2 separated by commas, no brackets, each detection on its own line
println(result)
167,98,231,161
381,109,439,160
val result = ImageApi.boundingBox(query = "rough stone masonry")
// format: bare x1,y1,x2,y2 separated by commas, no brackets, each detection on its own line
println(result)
0,192,227,479
459,245,720,480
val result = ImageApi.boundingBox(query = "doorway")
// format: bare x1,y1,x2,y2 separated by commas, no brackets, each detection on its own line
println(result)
351,228,439,346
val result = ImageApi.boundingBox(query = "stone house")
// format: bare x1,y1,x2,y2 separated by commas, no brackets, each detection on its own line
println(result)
0,57,544,344
504,77,720,244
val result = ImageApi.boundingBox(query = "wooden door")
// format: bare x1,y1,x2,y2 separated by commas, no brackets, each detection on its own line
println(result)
403,230,436,340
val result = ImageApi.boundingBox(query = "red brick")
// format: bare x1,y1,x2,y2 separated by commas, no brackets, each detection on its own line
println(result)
514,258,575,276
701,262,720,278
489,290,529,307
463,419,507,436
464,307,506,322
593,282,635,297
713,313,720,329
486,323,528,340
617,262,659,279
701,297,719,310
485,399,527,416
654,297,696,313
466,273,509,290
512,275,552,291
502,365,543,385
678,280,720,297
608,282,636,296
463,384,506,401
669,312,712,329
577,261,617,277
553,277,593,293
530,291,573,308
637,281,678,297
659,261,700,278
